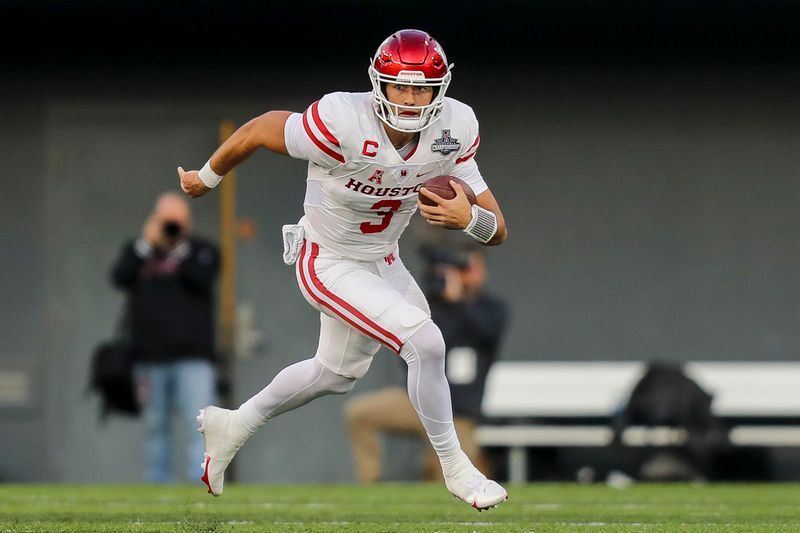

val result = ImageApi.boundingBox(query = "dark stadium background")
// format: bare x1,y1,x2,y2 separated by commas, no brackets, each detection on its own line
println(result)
2,0,799,483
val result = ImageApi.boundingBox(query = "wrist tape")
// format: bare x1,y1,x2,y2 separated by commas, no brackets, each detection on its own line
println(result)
463,205,497,244
198,160,224,188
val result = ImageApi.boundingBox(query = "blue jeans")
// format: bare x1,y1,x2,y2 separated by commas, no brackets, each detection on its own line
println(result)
135,359,216,483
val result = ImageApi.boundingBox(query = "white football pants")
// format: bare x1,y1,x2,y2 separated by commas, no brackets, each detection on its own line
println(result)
239,240,467,475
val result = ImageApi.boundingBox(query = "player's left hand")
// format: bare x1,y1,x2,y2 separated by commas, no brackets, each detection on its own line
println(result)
417,180,473,229
177,166,211,198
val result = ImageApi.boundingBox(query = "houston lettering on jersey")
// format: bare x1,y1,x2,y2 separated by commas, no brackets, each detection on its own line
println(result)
345,178,423,197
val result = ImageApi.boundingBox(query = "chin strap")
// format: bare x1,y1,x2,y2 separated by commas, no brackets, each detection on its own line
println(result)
463,205,498,244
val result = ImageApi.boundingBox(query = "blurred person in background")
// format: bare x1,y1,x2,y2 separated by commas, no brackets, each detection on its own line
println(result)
345,243,508,483
111,191,220,483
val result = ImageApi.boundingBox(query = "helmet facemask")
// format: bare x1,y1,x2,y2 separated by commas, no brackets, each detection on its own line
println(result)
368,66,452,133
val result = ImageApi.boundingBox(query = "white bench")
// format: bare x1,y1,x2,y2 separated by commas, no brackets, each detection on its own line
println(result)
476,361,800,482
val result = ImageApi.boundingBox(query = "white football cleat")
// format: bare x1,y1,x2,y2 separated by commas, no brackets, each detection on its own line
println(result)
197,406,254,496
445,467,508,511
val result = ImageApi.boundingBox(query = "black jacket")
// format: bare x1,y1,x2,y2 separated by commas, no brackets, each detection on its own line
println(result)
111,237,219,363
430,294,508,420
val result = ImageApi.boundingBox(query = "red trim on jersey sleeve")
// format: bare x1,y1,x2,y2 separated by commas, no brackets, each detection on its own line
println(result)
456,134,480,164
302,107,345,164
455,152,477,164
311,101,341,147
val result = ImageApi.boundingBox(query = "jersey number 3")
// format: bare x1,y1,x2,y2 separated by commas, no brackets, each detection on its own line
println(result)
360,200,402,234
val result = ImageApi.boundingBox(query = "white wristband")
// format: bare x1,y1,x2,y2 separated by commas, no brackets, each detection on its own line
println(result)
463,205,498,244
198,160,224,189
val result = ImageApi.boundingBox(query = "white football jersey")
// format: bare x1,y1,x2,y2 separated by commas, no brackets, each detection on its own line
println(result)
284,92,487,261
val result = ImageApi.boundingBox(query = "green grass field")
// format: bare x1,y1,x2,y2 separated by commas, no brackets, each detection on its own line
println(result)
1,483,799,532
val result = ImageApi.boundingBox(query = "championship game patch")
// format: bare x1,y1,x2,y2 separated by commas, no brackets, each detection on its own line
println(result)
431,130,460,155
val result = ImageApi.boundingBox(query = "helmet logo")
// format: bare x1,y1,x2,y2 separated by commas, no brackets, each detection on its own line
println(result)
397,70,425,82
431,130,460,155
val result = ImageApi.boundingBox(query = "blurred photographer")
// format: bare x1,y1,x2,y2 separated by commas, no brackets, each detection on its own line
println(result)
345,243,508,482
111,191,220,483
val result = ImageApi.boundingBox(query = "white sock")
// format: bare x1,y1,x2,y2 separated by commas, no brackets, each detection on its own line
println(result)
400,322,473,479
238,357,356,432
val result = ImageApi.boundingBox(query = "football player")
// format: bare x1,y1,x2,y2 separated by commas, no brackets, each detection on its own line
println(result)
179,29,508,510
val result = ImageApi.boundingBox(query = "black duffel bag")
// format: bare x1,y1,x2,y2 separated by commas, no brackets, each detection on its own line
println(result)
88,309,140,420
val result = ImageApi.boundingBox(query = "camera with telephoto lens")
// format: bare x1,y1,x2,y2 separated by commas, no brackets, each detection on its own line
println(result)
162,220,183,240
419,245,469,298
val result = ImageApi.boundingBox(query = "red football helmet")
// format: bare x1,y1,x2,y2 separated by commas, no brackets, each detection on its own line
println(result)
368,29,453,133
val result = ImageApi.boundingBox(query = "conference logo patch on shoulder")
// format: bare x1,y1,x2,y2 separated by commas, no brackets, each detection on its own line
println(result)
431,130,460,155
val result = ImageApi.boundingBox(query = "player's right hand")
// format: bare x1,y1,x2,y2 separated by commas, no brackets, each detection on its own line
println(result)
178,166,211,198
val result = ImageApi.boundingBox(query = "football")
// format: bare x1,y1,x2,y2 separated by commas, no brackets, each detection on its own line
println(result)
418,175,477,207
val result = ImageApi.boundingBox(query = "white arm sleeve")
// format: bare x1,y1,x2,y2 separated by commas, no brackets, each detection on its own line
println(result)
447,101,488,195
283,95,345,169
450,157,488,196
450,125,487,195
283,113,308,160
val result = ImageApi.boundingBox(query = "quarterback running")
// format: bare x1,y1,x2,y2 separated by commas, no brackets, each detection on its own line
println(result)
178,29,508,511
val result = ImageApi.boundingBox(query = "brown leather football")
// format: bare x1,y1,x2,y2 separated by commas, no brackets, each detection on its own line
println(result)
419,175,477,206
